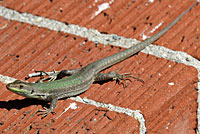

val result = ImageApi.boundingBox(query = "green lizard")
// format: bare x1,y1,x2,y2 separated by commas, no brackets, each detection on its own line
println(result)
6,3,197,117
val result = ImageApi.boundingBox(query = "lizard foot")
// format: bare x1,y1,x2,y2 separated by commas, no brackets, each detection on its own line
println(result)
26,70,59,83
36,107,56,119
113,72,144,88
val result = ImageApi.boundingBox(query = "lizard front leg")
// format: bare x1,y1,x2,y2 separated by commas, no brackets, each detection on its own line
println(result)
37,98,58,118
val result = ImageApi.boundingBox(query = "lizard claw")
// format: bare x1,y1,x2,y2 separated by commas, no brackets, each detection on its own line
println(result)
36,107,56,119
113,72,144,88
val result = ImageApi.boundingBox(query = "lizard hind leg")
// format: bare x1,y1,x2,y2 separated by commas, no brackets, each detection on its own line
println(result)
95,71,144,88
27,69,80,83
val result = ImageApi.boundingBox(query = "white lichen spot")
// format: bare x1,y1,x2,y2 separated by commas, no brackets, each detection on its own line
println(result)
141,21,163,40
168,82,174,86
150,22,163,33
91,3,110,19
56,102,78,119
148,0,154,3
142,33,149,40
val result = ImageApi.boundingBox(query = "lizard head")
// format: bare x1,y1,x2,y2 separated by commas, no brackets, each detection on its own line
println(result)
6,80,41,99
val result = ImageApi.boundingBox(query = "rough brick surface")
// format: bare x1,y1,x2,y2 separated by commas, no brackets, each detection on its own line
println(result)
0,0,199,134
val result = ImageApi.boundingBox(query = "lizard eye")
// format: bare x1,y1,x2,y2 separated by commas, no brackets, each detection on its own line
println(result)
19,85,24,89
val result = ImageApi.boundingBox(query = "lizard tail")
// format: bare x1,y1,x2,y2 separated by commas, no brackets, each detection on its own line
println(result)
92,2,197,73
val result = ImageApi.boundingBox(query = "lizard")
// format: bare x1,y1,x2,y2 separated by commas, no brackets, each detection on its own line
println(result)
6,2,197,117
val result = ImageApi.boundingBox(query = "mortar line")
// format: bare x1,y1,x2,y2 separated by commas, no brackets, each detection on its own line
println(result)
70,96,146,134
0,6,199,133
